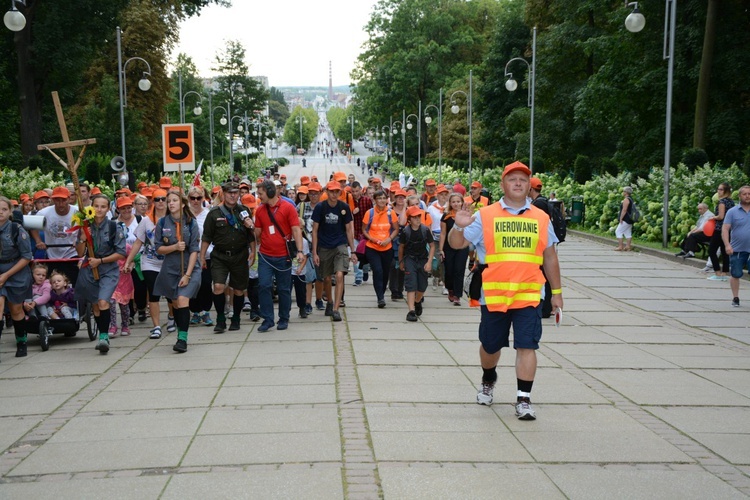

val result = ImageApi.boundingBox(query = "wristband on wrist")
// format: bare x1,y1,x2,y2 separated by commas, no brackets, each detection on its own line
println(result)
551,288,562,295
453,226,464,232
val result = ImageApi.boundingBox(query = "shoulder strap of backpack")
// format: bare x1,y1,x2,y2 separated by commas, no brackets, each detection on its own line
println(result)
365,208,375,231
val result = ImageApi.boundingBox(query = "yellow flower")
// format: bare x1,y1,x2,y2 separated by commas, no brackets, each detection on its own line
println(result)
83,206,96,220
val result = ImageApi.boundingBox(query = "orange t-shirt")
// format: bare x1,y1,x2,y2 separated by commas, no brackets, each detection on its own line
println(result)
363,207,395,251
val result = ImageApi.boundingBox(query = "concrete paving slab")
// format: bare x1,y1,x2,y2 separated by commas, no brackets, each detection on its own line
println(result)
352,340,457,366
82,387,218,412
564,311,661,327
198,407,339,435
623,299,716,312
222,366,335,386
48,411,205,443
0,476,169,500
107,369,227,391
9,437,192,475
690,369,750,398
637,344,750,369
545,343,678,369
661,312,750,329
380,467,564,499
529,367,611,405
349,322,436,340
592,287,670,300
0,375,95,397
358,366,472,403
162,469,344,500
0,357,125,378
233,350,334,368
647,406,750,464
537,326,622,344
545,467,747,500
0,415,43,453
440,340,558,367
0,394,72,417
507,405,692,463
587,369,750,406
214,384,336,406
181,432,341,466
705,327,750,345
127,354,236,373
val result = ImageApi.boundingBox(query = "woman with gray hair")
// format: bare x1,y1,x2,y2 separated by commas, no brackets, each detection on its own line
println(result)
615,186,634,251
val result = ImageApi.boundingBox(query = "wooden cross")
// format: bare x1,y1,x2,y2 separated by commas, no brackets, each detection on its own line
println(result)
37,91,99,279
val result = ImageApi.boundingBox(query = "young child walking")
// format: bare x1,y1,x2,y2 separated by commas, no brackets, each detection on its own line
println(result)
399,205,436,322
110,243,134,337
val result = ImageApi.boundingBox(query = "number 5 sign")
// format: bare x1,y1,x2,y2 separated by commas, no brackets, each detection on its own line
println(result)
162,124,195,171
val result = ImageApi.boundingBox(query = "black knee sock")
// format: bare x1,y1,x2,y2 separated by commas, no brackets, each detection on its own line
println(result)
232,294,244,320
482,367,497,384
213,293,226,320
13,318,27,343
97,309,111,336
174,307,191,332
517,378,534,400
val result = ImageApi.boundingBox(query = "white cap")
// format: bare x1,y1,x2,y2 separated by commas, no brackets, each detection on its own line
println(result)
273,180,282,186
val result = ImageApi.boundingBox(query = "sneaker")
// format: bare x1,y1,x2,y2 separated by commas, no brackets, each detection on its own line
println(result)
277,319,289,330
173,339,187,353
453,297,461,306
201,312,214,326
15,342,27,358
415,300,423,317
242,300,252,312
249,310,261,322
708,275,728,281
325,302,333,317
701,265,713,273
167,316,176,332
675,251,686,257
213,319,226,334
96,339,110,353
299,307,309,318
138,309,147,322
477,382,494,405
257,321,274,332
149,326,162,339
339,300,346,308
377,300,386,309
226,310,234,319
304,303,313,315
228,319,240,331
108,326,119,338
332,310,342,322
353,280,362,287
685,251,695,258
406,310,418,322
362,272,369,282
315,299,325,311
190,313,202,325
515,399,537,420
732,297,740,307
442,287,449,296
120,326,131,336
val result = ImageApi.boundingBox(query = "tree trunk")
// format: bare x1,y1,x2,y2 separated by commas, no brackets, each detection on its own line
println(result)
693,0,719,149
14,4,42,162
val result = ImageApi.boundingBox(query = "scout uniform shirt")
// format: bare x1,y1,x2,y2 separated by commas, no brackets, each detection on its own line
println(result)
202,203,255,257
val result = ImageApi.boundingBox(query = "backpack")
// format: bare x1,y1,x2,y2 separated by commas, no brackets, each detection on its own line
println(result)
364,207,395,232
548,200,567,243
629,198,642,223
402,224,432,258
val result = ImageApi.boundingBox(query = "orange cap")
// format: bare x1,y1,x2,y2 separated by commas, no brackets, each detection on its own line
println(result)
19,193,29,202
50,187,69,200
91,187,102,195
297,185,309,194
502,161,531,179
406,205,423,218
308,182,323,192
241,194,257,209
333,172,347,182
311,175,318,182
153,189,168,199
137,181,148,189
116,196,133,209
11,199,18,206
141,187,153,198
371,178,381,184
33,190,50,201
436,184,449,194
425,178,437,186
530,177,543,190
299,176,310,185
470,181,482,189
326,180,342,191
280,174,287,179
211,186,221,194
394,189,407,198
159,176,172,188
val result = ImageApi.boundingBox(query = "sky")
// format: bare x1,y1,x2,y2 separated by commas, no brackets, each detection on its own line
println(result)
174,0,377,88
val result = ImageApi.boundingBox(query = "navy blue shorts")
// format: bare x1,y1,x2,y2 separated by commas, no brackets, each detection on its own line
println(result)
478,303,543,354
730,252,750,279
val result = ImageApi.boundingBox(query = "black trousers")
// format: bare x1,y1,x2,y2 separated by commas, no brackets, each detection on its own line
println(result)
708,231,728,272
189,260,214,313
681,231,710,253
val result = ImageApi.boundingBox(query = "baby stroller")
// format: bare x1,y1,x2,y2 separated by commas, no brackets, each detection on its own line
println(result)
25,251,98,352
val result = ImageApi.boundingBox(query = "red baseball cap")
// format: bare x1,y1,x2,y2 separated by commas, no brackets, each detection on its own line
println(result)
50,187,69,200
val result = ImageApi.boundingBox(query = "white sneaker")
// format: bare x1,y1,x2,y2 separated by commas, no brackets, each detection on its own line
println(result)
515,400,536,420
166,316,176,332
477,382,494,406
149,326,162,339
442,287,449,296
701,265,713,273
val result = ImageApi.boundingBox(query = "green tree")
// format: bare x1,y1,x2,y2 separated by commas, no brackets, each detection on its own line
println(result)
268,87,289,126
212,40,269,120
283,107,318,151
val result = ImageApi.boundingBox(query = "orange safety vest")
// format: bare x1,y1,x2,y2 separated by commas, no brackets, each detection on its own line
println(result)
477,203,548,312
464,195,489,212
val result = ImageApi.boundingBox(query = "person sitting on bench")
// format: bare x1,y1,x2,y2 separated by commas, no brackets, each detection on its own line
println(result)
676,203,715,258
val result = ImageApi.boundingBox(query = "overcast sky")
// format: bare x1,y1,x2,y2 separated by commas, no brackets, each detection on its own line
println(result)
174,0,376,88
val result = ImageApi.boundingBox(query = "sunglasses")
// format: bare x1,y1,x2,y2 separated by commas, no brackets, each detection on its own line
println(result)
189,196,203,201
154,197,166,202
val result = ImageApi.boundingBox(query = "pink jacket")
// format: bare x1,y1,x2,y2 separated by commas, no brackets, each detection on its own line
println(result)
31,280,51,306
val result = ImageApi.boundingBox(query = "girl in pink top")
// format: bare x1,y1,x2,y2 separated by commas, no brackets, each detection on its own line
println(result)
23,263,51,318
109,243,134,337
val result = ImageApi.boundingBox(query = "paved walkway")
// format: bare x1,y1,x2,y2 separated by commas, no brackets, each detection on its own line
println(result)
1,232,748,499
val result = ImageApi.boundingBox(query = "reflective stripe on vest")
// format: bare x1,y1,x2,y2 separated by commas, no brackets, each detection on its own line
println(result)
479,203,548,312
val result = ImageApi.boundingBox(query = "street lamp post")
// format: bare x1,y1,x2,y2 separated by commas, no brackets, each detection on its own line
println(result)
450,69,473,183
3,0,26,31
625,1,674,248
209,95,228,186
180,90,203,123
406,113,419,167
504,27,537,173
229,114,243,172
392,119,405,166
296,115,307,162
117,26,151,190
424,89,443,181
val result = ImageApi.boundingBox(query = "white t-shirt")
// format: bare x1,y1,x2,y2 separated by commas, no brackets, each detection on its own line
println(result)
119,216,140,246
133,216,164,272
36,205,79,259
194,208,213,258
426,201,445,233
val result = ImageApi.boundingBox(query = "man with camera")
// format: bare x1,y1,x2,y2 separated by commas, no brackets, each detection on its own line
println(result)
200,181,255,333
